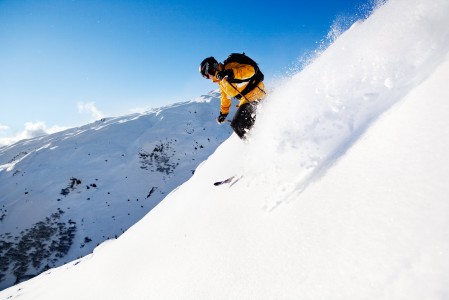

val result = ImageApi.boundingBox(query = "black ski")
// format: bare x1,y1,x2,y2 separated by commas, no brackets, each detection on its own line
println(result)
213,175,242,187
213,176,235,186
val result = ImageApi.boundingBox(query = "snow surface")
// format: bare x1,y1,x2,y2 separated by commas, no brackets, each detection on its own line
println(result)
2,0,449,298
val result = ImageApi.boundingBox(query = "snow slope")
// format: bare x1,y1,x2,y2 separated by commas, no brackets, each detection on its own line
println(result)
0,94,232,290
2,0,449,298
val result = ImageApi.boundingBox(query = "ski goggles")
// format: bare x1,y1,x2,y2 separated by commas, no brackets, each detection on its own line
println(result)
200,62,214,79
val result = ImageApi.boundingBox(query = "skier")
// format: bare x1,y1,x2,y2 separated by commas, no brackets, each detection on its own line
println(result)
199,53,266,139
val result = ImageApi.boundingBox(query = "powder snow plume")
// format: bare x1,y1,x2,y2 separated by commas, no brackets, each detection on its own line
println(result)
239,0,449,209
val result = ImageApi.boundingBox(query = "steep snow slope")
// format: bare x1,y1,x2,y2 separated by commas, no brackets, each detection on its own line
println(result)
0,94,232,290
2,0,449,298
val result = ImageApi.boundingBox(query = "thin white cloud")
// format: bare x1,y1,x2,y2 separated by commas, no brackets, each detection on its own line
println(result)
20,121,48,139
78,102,104,120
0,122,66,147
0,124,9,131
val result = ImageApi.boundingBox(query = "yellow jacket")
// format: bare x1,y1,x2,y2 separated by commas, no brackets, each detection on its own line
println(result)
212,62,266,115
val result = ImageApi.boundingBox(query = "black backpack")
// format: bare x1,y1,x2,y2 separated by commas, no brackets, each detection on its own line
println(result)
223,53,264,99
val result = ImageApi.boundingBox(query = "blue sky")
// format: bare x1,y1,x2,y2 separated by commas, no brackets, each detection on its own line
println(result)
0,0,374,146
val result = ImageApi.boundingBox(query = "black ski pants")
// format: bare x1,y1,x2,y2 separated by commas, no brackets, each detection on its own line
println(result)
230,101,258,139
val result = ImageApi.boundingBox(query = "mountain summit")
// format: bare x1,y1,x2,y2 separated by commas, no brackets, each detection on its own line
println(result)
0,93,232,290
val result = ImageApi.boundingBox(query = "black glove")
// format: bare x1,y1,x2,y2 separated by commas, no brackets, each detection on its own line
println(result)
216,69,234,80
216,113,228,124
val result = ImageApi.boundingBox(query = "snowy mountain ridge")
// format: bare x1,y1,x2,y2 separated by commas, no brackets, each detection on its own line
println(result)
0,93,232,290
2,0,449,298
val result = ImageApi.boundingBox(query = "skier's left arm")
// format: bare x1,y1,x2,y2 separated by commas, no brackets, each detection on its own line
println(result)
220,91,231,112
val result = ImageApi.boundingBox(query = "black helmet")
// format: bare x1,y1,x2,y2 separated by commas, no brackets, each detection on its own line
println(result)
199,57,218,79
